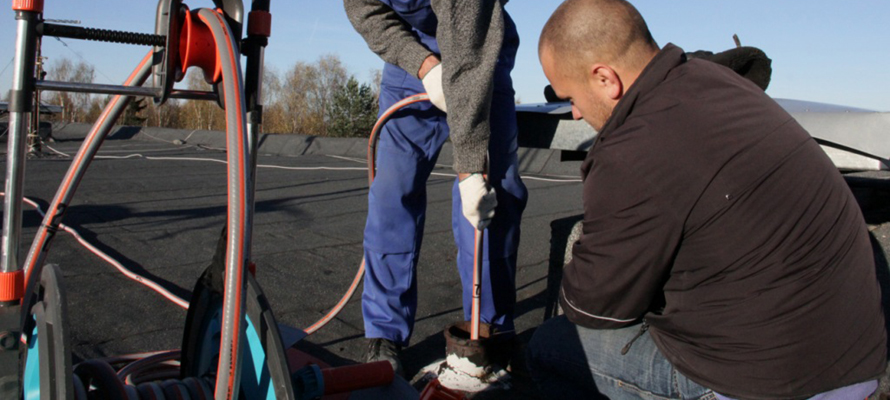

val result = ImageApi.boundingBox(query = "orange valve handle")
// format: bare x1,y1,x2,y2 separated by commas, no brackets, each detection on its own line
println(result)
0,270,24,302
12,0,43,12
178,7,223,84
321,361,395,395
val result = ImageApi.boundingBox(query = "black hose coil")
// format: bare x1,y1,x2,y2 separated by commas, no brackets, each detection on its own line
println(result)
38,23,166,47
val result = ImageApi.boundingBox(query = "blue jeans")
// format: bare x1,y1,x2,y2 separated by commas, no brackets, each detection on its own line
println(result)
528,316,715,400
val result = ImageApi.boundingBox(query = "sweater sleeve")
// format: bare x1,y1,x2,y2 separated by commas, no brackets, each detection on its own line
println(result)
560,137,683,329
343,0,434,79
430,0,505,173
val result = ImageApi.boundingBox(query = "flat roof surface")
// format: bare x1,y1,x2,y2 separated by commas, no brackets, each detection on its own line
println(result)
3,130,586,398
4,127,890,398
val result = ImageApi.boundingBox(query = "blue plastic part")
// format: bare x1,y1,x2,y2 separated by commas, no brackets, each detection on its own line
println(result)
241,315,275,399
197,303,275,399
22,316,39,400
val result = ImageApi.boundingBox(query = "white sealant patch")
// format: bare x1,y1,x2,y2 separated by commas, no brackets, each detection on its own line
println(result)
419,359,512,393
446,354,486,377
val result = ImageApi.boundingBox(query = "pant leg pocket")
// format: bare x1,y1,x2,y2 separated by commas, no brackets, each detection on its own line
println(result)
591,372,674,400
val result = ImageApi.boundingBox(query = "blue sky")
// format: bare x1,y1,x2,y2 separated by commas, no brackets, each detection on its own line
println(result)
2,1,888,111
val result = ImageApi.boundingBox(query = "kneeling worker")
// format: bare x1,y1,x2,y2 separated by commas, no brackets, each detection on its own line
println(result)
529,0,887,398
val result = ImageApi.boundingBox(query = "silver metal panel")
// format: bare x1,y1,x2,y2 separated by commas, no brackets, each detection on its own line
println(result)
516,99,890,170
777,99,890,162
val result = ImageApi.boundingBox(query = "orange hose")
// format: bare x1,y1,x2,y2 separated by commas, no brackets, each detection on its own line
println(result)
471,230,483,341
303,93,430,335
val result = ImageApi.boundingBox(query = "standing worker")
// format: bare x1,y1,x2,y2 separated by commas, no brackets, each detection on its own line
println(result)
343,0,527,376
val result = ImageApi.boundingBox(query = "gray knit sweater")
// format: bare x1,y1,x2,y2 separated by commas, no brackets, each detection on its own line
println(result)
344,0,507,173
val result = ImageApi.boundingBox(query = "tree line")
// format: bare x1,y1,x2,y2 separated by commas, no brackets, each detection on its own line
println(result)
34,54,381,138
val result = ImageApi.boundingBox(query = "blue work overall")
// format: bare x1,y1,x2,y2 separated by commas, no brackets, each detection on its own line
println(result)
362,0,528,346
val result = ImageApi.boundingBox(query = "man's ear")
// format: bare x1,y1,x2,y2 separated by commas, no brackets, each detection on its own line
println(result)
590,64,623,101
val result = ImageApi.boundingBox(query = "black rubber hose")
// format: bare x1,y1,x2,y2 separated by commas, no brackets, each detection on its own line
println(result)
72,359,130,399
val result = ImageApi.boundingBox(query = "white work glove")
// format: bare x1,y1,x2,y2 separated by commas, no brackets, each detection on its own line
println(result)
458,174,497,230
421,63,447,112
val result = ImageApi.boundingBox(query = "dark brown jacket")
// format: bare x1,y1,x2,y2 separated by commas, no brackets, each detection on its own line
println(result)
560,44,886,398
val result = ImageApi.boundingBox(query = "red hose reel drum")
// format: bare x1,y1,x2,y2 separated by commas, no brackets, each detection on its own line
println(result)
178,7,223,84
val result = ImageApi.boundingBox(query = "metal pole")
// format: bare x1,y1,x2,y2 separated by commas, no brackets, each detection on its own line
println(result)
243,1,271,261
36,80,162,97
27,36,43,154
34,80,218,101
1,4,43,396
2,10,40,285
170,89,220,101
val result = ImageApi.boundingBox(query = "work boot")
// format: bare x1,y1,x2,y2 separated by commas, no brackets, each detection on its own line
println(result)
489,334,529,378
366,338,403,377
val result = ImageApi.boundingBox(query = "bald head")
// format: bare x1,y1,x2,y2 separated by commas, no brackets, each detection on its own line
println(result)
540,0,658,79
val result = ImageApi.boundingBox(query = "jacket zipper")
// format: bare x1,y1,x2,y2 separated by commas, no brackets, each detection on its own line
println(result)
620,321,649,355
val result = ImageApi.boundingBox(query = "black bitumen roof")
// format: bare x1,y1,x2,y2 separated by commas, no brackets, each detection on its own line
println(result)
5,124,890,398
4,125,587,399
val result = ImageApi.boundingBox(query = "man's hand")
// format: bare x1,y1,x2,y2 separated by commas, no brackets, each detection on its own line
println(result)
458,173,497,230
421,61,447,112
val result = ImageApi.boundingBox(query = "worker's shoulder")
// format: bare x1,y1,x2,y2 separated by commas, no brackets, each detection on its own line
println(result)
639,58,791,135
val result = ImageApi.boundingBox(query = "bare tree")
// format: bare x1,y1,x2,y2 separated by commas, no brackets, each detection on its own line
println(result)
101,53,374,135
182,70,225,131
369,68,382,103
47,58,72,121
313,54,347,134
262,65,282,106
260,65,287,133
273,54,349,135
145,99,183,128
46,57,95,122
280,61,320,134
83,96,109,123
